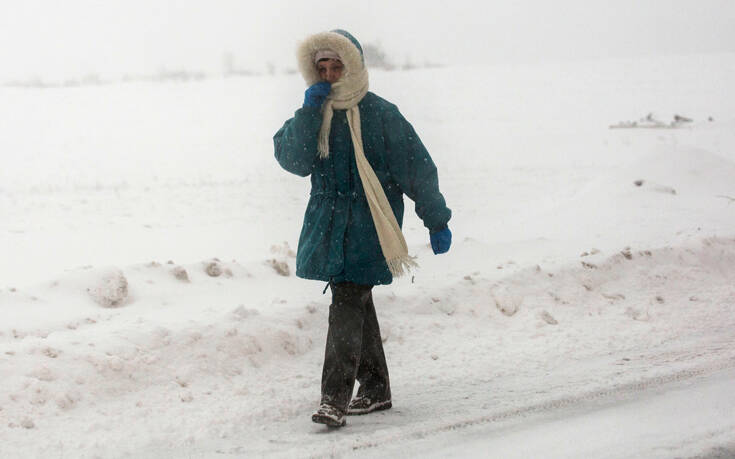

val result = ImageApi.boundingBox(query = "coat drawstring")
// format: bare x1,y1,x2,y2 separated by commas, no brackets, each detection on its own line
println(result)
322,277,333,295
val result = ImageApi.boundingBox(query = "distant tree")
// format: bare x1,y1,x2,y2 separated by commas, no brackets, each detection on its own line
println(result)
222,52,256,77
402,56,416,71
363,42,394,70
223,53,235,76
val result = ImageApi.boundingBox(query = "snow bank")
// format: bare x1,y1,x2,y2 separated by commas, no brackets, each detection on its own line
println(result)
1,236,733,457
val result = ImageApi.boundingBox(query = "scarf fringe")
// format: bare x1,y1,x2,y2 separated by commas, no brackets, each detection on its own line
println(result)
386,255,419,278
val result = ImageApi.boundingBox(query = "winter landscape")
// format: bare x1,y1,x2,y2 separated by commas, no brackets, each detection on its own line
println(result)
2,2,735,458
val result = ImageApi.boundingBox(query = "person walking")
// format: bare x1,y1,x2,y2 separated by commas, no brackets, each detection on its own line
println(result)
274,29,452,427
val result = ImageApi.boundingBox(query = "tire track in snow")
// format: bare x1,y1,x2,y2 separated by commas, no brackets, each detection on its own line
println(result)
330,356,735,458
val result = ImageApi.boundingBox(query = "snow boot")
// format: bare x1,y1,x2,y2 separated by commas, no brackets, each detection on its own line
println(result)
347,395,392,415
312,403,346,427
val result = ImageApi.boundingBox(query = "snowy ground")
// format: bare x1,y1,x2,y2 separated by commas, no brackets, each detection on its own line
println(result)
1,53,735,458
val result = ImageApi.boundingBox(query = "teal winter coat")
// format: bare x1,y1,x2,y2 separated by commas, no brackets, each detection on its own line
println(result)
274,92,451,285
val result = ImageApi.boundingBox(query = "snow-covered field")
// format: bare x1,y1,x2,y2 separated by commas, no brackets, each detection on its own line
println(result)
1,53,735,458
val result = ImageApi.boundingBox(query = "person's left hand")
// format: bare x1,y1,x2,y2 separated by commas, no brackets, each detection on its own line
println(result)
430,227,452,254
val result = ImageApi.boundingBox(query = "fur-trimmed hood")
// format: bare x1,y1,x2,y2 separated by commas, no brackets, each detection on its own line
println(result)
297,29,366,87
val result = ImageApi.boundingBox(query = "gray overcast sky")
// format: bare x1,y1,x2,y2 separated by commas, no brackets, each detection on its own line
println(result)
1,0,734,79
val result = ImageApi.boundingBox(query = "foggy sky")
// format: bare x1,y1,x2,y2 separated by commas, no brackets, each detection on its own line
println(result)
1,0,734,80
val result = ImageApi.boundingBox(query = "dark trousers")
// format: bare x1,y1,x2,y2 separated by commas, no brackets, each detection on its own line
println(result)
320,282,391,411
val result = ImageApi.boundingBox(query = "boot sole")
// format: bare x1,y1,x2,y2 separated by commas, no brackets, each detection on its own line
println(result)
312,413,346,427
347,400,392,416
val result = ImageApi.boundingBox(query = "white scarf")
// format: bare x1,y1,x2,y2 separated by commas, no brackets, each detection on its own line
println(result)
298,31,417,278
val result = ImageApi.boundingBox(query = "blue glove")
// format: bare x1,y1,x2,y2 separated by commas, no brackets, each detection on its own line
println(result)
303,82,331,108
430,227,452,255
